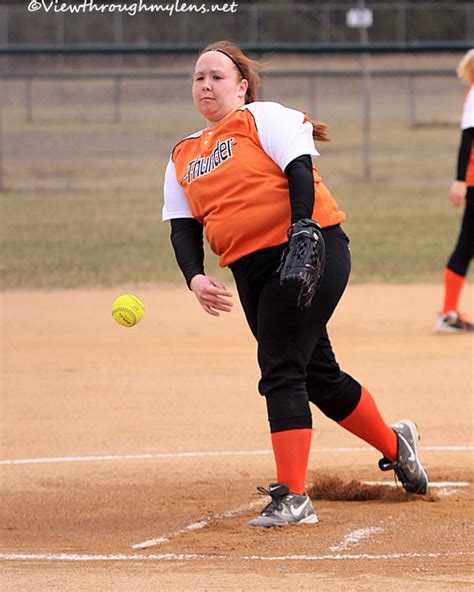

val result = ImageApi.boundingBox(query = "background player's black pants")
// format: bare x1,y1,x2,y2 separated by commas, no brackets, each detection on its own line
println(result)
230,225,361,433
447,186,474,277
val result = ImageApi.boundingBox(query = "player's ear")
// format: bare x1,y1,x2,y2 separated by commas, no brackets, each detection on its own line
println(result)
238,78,249,99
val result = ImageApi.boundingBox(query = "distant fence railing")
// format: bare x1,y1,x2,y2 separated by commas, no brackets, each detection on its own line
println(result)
0,69,456,126
0,42,471,56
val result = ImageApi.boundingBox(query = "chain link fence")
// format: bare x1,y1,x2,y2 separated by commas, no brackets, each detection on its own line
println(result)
1,51,463,192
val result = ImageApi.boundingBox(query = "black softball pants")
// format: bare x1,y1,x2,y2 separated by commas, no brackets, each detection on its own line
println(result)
447,186,474,277
230,225,361,433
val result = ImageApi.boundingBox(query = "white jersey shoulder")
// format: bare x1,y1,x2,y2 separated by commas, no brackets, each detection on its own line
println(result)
162,156,194,222
242,101,319,171
163,130,206,222
461,86,474,130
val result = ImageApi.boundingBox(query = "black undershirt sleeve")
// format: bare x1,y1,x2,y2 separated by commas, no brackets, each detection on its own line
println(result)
457,127,474,181
170,218,205,288
284,154,316,224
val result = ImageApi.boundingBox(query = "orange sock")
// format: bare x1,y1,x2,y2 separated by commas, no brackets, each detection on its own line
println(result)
338,387,398,461
443,268,465,313
271,428,312,495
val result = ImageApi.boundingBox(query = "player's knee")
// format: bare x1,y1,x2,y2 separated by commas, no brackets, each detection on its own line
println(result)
261,382,312,433
268,414,313,433
308,374,361,421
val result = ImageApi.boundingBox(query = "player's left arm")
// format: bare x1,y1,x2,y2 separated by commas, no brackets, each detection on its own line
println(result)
285,154,315,223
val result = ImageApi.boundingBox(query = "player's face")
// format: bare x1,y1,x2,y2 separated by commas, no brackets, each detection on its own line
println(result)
192,51,248,126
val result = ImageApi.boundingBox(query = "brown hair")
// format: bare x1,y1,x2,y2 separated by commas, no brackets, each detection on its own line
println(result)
311,121,330,142
198,40,330,141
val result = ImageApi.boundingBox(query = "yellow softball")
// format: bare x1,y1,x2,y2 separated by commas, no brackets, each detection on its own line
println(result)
112,294,144,327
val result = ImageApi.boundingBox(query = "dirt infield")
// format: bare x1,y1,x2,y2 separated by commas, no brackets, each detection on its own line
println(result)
1,285,473,590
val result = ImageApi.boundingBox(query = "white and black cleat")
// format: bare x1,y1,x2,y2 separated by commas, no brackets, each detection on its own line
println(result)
436,311,474,333
248,482,319,528
379,420,429,495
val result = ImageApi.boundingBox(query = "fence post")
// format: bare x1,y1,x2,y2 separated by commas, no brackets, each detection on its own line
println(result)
466,3,474,41
357,0,372,180
25,77,33,123
321,4,330,43
0,6,8,73
396,3,406,43
56,12,65,71
361,56,372,180
113,75,122,123
114,12,123,69
179,12,189,45
407,74,416,126
308,75,317,117
249,5,258,43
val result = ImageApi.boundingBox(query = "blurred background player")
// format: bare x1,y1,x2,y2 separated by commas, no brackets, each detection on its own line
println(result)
163,41,428,528
437,49,474,333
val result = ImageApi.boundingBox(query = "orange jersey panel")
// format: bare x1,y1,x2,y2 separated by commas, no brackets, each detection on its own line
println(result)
172,108,346,267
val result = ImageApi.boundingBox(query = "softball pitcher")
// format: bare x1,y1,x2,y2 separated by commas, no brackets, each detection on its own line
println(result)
437,49,474,333
163,41,428,528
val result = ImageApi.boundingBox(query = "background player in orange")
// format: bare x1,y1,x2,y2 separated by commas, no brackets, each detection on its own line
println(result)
163,41,428,528
437,49,474,333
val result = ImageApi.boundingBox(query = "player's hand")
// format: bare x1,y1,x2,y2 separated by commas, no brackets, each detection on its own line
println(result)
189,274,233,317
448,180,466,207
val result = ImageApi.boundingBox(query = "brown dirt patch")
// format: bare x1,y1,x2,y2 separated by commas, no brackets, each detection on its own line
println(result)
309,474,439,502
1,284,473,590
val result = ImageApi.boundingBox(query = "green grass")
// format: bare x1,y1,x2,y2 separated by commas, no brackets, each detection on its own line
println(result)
341,184,461,283
0,183,465,289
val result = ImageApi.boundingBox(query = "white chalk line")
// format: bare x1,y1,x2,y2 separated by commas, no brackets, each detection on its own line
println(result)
330,526,384,552
0,551,472,563
132,500,262,549
1,445,472,466
364,481,469,488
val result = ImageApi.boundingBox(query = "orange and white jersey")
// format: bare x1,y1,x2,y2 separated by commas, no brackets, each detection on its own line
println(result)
461,86,474,187
163,101,346,267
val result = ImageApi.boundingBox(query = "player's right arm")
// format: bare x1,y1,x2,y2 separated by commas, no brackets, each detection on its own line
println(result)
163,157,233,316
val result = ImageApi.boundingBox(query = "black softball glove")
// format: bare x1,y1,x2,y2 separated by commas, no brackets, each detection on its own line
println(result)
279,218,326,309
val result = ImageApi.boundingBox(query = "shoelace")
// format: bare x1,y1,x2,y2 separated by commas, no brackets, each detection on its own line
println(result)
256,486,285,512
379,457,404,489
